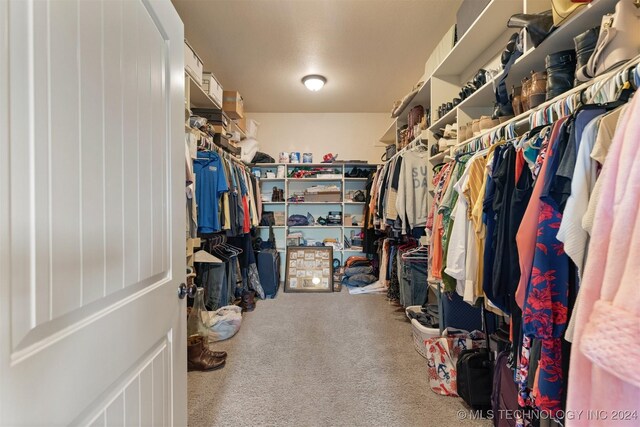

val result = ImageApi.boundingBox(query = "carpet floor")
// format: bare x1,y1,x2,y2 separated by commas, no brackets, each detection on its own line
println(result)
188,289,492,427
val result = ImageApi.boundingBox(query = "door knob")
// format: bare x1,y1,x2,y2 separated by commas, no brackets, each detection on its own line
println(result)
178,283,198,299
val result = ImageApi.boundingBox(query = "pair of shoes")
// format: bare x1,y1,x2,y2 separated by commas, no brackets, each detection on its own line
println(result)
458,69,488,101
521,70,547,112
438,102,454,119
187,335,227,371
271,187,284,202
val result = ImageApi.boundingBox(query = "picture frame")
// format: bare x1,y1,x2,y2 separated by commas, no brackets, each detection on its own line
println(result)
284,246,334,293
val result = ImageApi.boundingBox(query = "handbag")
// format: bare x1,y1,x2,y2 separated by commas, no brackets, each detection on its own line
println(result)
577,0,640,81
260,211,275,226
551,0,592,27
507,10,554,48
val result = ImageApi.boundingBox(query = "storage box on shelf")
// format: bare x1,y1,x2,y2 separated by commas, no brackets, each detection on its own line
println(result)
202,72,223,107
223,90,244,119
184,39,203,85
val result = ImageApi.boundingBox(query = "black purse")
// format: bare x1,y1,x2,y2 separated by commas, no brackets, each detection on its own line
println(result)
260,211,275,226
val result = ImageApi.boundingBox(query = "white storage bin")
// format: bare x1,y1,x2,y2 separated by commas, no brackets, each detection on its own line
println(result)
202,72,223,107
184,39,203,85
406,306,440,359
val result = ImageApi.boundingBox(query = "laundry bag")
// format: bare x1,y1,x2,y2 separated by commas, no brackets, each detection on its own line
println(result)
203,305,243,342
425,328,486,396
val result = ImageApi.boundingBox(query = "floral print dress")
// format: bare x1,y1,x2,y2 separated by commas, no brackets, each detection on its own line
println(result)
521,133,570,417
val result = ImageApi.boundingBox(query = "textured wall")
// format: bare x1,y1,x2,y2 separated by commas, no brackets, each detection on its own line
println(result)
244,112,391,164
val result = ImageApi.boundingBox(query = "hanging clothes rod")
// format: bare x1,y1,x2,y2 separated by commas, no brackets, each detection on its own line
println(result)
384,133,427,164
453,54,640,154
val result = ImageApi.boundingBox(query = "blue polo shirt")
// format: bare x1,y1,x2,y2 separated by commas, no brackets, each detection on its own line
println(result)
194,152,229,233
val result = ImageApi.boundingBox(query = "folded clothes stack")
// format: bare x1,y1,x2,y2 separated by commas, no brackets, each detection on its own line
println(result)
341,265,377,288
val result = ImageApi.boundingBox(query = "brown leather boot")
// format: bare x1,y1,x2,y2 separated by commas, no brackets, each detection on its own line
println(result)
187,335,226,372
239,290,256,312
521,77,531,112
529,71,547,109
511,86,523,116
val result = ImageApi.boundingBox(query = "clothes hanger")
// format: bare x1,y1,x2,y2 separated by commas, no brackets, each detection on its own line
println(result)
402,245,429,259
194,249,223,264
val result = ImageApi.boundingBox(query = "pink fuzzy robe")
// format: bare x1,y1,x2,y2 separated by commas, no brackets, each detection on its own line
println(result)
566,94,640,426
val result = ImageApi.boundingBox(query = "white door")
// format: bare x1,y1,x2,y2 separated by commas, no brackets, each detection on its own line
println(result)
0,0,186,425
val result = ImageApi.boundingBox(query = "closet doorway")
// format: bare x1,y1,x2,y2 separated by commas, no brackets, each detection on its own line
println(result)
0,0,187,425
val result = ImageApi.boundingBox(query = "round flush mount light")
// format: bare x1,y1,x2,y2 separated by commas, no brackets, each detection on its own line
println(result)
302,75,327,91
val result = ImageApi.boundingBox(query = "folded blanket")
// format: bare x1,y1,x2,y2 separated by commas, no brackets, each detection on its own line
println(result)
344,265,374,277
342,273,378,287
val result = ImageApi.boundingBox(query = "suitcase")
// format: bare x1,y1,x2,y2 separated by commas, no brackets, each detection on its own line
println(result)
455,303,494,408
456,348,493,408
492,350,519,427
257,249,280,298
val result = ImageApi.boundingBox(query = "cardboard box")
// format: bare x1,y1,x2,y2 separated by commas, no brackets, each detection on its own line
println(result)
211,124,227,134
234,117,246,133
223,91,244,119
184,40,203,85
202,72,223,107
304,191,341,203
274,211,285,226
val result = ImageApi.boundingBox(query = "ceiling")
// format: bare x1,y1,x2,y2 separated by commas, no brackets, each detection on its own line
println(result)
172,0,462,113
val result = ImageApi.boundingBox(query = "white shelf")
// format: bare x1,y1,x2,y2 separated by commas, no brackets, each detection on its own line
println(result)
289,201,343,205
432,0,522,76
429,151,447,164
344,225,364,228
259,178,285,181
288,177,342,181
343,202,365,205
262,201,285,204
287,225,343,229
228,119,247,140
454,78,495,109
344,178,368,181
187,75,222,109
395,79,432,126
257,226,286,229
427,0,618,135
343,248,364,252
428,107,457,133
379,119,398,144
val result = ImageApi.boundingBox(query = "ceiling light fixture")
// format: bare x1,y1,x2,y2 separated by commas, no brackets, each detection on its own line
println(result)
302,75,326,91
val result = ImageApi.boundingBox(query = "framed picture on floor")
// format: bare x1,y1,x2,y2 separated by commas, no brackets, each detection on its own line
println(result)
284,246,334,293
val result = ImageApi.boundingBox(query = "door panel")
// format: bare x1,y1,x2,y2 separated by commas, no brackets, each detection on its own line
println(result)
73,337,171,426
0,0,186,425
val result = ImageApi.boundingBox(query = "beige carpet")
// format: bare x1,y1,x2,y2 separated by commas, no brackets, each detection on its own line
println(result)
188,288,492,427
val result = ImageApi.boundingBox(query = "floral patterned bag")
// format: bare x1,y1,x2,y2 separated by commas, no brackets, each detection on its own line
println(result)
426,328,487,396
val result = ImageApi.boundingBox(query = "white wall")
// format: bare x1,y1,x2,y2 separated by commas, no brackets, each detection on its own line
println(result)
245,113,391,164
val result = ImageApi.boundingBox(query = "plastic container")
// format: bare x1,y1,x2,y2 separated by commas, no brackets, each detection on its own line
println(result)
406,305,440,359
